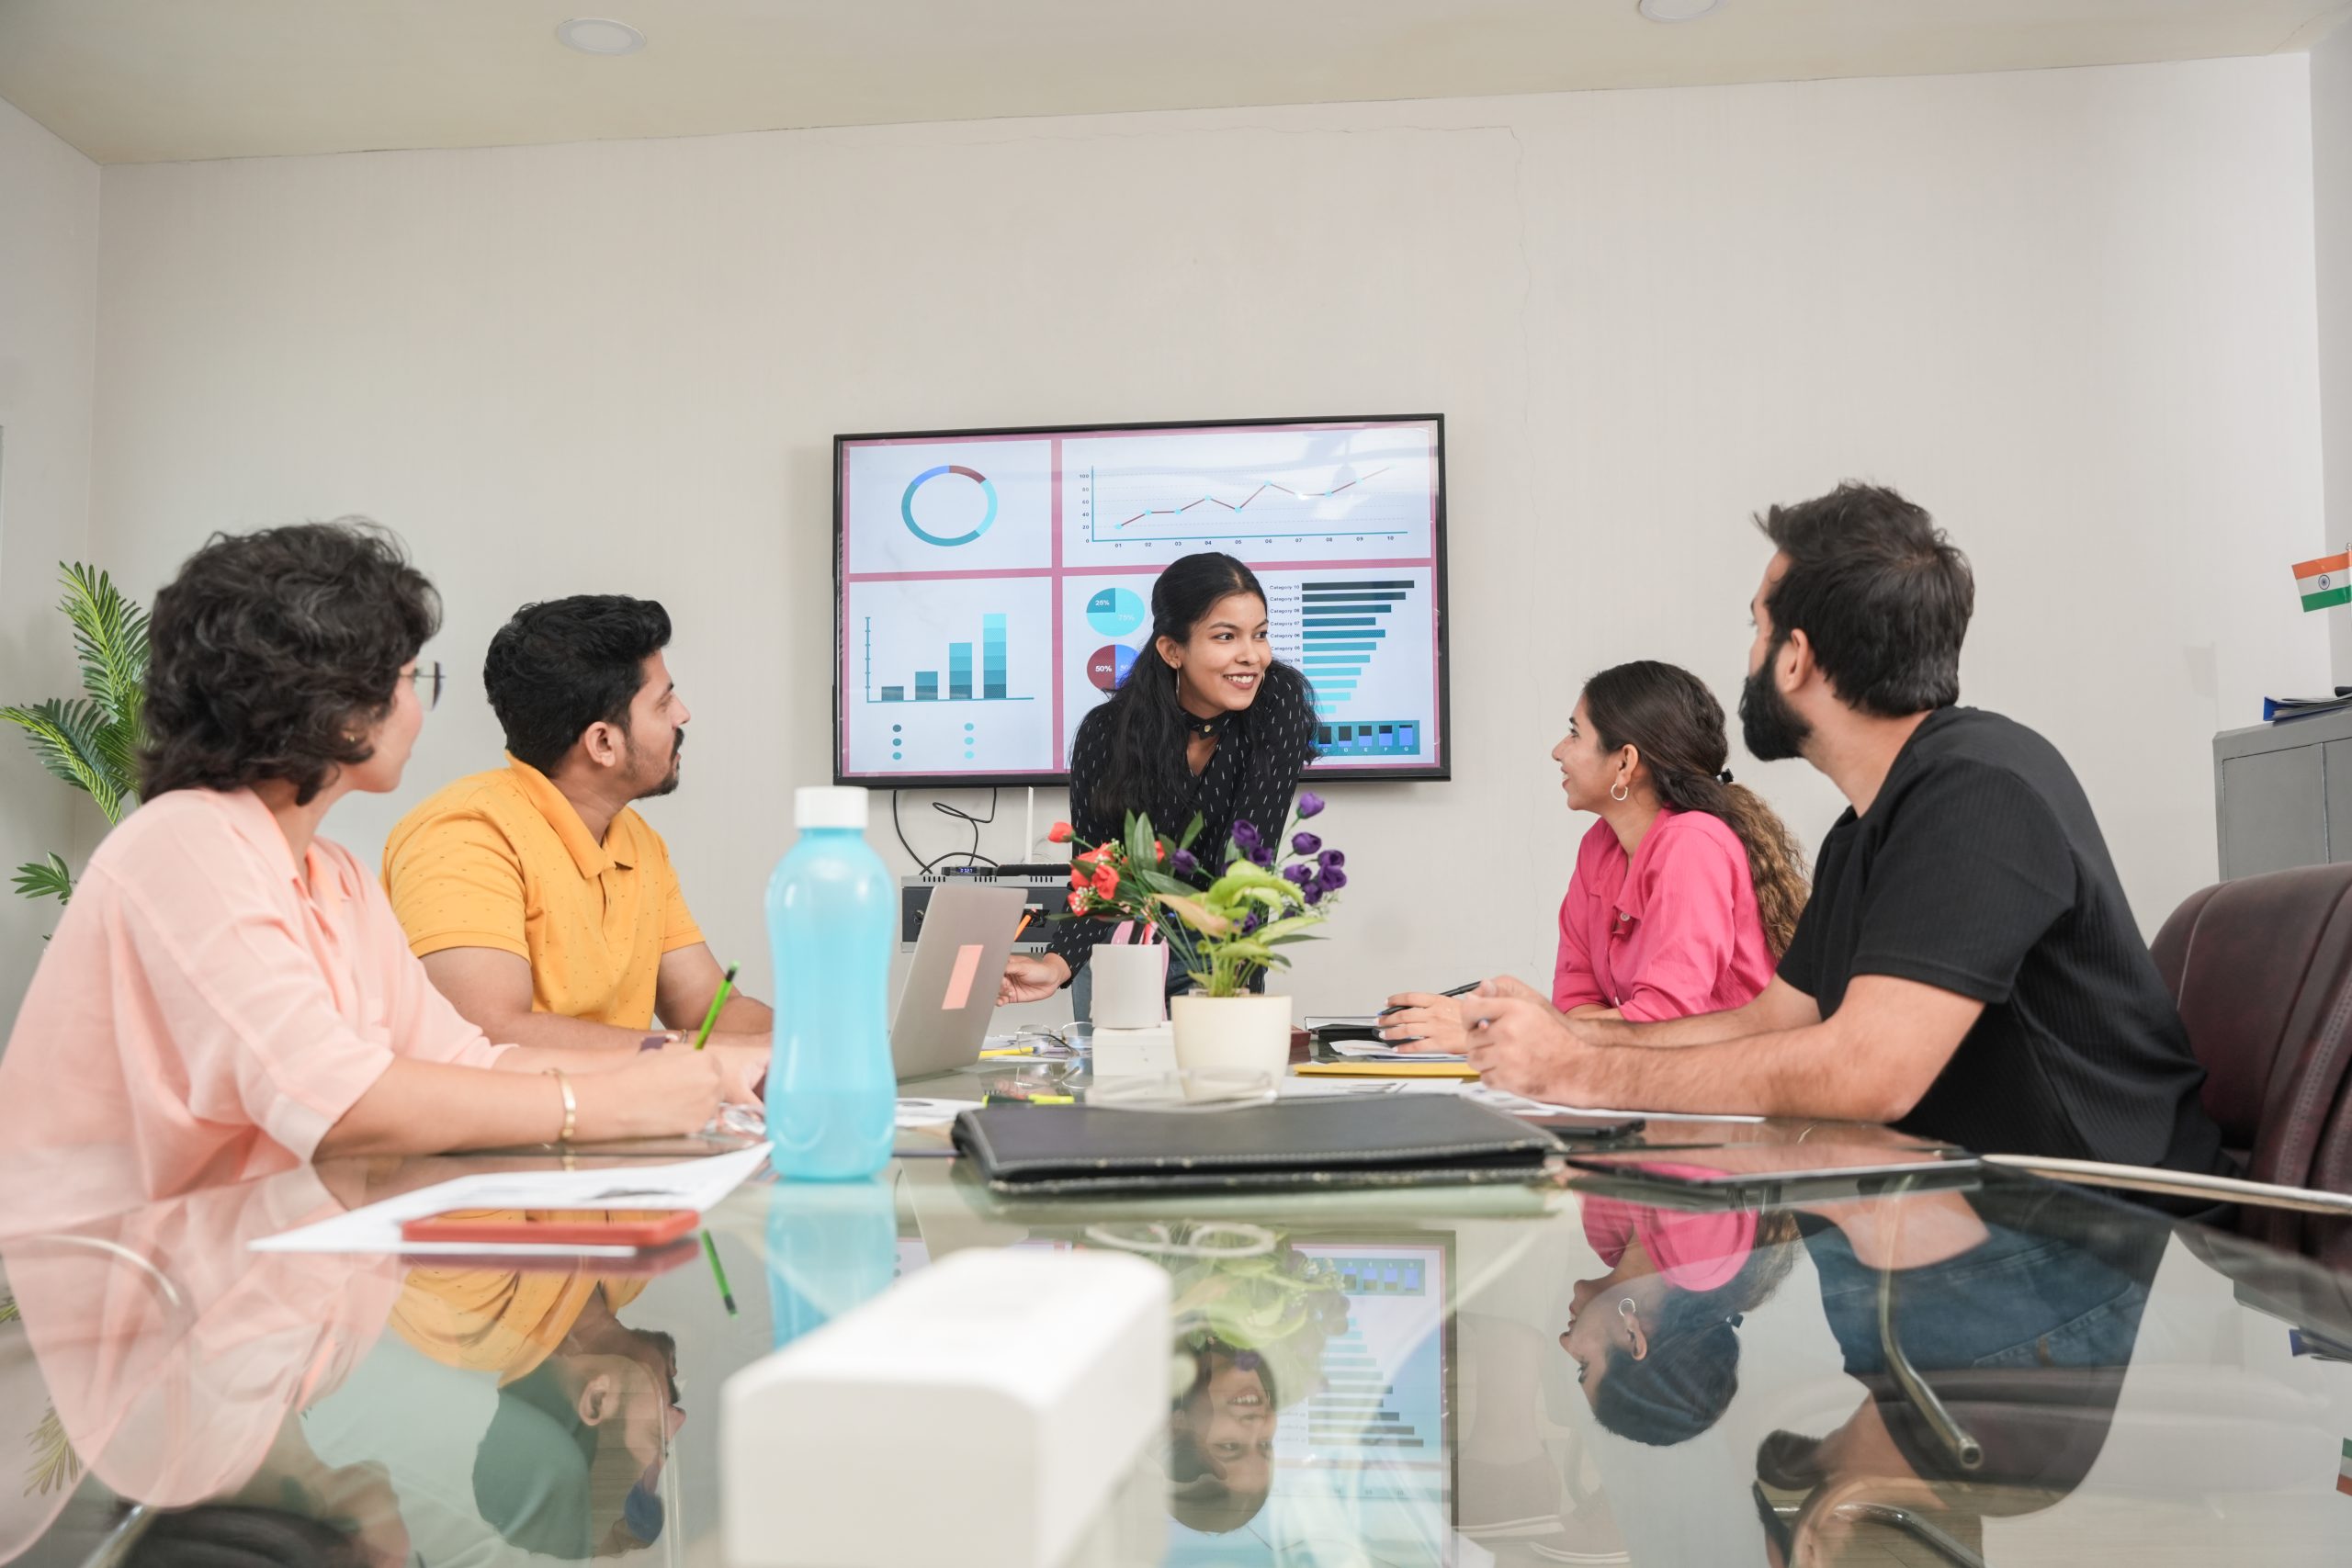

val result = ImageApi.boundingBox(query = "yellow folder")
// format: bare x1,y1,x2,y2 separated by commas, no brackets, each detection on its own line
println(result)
1292,1059,1480,1079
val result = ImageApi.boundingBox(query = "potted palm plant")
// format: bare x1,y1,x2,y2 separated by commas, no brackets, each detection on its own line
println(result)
3,563,150,909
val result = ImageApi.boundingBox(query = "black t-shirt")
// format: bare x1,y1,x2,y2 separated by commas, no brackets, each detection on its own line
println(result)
1777,705,2227,1175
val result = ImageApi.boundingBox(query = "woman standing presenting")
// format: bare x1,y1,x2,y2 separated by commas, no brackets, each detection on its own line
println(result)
999,552,1318,1005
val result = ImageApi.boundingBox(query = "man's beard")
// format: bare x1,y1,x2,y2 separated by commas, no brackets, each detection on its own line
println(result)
630,729,684,799
1738,653,1812,763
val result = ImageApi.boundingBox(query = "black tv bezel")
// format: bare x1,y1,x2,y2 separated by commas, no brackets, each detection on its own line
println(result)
833,412,1451,790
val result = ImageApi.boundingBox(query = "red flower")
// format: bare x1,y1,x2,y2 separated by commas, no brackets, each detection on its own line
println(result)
1067,890,1088,914
1069,866,1089,889
1092,864,1120,898
1155,842,1167,863
1048,820,1074,844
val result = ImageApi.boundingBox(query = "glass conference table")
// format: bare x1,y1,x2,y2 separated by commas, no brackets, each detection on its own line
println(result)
6,1066,2352,1568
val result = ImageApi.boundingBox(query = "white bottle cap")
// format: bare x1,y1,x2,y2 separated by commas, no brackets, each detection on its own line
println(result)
795,785,871,830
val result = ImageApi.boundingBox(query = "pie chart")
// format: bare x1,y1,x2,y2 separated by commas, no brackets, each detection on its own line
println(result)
1085,586,1147,637
1087,643,1139,693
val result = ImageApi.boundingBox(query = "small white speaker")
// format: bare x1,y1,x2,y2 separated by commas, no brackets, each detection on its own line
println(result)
721,1247,1170,1568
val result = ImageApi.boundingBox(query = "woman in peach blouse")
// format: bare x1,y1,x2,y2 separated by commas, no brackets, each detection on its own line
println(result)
0,522,758,1213
1385,661,1809,1048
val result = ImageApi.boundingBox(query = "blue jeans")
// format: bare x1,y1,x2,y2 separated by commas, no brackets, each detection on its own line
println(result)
1804,1220,2152,1374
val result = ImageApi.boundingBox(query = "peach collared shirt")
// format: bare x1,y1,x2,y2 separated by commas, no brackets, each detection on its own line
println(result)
0,786,509,1211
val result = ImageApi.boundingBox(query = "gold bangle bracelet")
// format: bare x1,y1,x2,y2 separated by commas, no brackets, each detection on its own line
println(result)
543,1068,578,1143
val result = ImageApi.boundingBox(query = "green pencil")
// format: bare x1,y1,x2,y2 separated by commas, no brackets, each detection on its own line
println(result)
690,964,738,1049
702,1229,737,1316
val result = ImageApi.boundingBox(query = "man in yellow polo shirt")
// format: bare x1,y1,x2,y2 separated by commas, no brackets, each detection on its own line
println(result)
385,595,772,1050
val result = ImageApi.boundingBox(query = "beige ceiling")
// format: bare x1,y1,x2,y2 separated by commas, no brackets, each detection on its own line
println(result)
2,0,2347,165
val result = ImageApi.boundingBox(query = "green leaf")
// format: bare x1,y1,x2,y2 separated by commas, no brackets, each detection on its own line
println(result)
1251,914,1325,944
1125,811,1159,879
28,1403,80,1495
1204,863,1283,902
60,562,151,737
1,698,123,820
12,854,73,905
1178,813,1206,852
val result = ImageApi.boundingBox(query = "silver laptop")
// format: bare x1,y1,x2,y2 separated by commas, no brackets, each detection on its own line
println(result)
889,882,1029,1080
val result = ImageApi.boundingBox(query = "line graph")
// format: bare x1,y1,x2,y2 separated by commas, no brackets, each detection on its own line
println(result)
1080,465,1415,547
1061,423,1438,569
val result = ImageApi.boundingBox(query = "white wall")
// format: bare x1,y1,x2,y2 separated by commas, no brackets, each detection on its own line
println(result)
0,96,98,1017
77,55,2329,1020
2315,17,2352,686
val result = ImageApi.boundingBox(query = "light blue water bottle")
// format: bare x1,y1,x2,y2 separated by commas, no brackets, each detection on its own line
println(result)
766,785,895,1179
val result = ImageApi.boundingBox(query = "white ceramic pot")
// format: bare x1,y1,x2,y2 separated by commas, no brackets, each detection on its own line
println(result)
1091,942,1168,1030
1169,993,1293,1081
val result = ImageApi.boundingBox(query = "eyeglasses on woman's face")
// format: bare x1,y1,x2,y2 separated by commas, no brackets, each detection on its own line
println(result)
407,660,445,712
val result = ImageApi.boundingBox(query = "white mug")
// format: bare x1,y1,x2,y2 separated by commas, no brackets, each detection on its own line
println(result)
1091,942,1167,1030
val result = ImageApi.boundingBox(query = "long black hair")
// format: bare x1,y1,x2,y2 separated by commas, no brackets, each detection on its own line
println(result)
1090,552,1312,819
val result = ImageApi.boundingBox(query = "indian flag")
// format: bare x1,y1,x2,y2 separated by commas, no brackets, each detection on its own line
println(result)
2340,1437,2352,1497
2297,551,2351,612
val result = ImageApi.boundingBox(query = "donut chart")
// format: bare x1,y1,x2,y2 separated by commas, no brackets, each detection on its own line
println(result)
900,465,999,547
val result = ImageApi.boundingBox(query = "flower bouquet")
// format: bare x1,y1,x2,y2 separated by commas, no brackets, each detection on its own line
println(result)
1050,791,1344,998
1052,793,1344,1072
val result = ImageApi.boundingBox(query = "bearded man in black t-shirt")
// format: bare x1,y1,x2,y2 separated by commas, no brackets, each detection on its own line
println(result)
1461,483,2228,1177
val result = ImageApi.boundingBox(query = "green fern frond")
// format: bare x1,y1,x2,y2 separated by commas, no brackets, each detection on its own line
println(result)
60,563,151,737
11,855,73,905
27,1404,80,1495
0,1293,17,1325
0,699,123,821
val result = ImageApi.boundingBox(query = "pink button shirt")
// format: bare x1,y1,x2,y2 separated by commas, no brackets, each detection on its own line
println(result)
0,787,509,1215
1554,807,1775,1022
1582,1176,1758,1292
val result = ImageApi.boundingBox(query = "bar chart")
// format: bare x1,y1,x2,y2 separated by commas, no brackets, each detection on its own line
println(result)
1298,579,1407,711
865,614,1016,705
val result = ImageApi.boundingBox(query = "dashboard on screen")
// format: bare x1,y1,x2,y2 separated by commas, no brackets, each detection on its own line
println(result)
834,414,1449,786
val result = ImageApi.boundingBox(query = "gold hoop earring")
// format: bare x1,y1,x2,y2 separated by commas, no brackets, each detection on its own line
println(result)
1619,1296,1649,1359
1610,781,1630,803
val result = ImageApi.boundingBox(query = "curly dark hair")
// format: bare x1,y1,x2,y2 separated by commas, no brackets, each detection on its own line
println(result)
482,595,673,774
141,520,440,806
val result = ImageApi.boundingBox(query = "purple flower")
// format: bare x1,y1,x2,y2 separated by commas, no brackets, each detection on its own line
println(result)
1318,849,1345,871
1170,849,1199,877
1319,866,1348,892
1240,908,1265,933
1295,792,1326,819
1281,863,1313,886
1250,841,1276,867
1304,883,1326,906
1291,831,1322,856
1229,819,1261,852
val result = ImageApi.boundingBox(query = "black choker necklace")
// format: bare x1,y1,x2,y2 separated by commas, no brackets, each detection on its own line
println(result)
1182,710,1220,739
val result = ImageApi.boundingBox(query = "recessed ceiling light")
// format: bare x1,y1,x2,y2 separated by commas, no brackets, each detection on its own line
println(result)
556,17,646,55
1638,0,1724,19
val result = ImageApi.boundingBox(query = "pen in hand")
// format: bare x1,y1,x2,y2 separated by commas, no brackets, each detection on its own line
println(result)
690,964,739,1049
1377,979,1482,1019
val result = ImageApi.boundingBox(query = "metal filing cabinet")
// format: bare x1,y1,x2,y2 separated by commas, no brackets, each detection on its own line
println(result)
2212,706,2352,879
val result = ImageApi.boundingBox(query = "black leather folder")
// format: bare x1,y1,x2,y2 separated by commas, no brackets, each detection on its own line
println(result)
950,1096,1566,1195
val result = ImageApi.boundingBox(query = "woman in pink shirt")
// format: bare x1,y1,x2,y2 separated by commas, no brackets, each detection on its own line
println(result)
0,523,758,1216
1385,660,1807,1047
